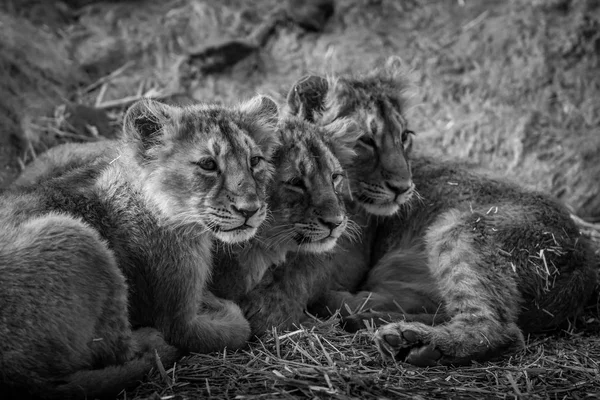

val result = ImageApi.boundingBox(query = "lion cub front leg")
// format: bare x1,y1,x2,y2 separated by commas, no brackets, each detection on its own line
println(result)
375,319,524,367
375,210,526,366
165,290,251,353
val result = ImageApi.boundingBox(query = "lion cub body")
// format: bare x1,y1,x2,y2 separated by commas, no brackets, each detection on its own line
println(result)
0,96,278,397
11,110,360,338
290,58,598,366
209,115,360,333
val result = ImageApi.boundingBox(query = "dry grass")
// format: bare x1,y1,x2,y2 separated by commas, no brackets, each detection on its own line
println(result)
0,10,79,185
122,314,600,400
1,0,599,398
404,0,600,220
10,0,596,217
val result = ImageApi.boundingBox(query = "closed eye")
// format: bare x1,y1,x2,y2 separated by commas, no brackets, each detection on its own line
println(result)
284,177,305,192
250,156,263,168
192,158,218,172
370,119,378,135
402,129,415,142
332,172,344,186
358,135,376,147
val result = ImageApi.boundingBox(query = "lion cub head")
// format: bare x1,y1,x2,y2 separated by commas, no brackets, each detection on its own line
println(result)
262,115,361,254
287,56,415,216
121,96,279,243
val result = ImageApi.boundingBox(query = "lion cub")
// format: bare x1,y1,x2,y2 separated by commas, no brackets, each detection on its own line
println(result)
209,114,360,333
289,57,598,366
0,96,278,398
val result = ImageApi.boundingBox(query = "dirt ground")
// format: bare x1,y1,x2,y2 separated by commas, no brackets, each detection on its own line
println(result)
1,0,599,398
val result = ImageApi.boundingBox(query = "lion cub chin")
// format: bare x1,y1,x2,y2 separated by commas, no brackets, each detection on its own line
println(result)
0,95,279,398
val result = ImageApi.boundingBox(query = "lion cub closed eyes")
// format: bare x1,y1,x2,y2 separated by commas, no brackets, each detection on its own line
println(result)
0,95,278,398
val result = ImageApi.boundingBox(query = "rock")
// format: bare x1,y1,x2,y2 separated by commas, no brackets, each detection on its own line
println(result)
285,0,335,32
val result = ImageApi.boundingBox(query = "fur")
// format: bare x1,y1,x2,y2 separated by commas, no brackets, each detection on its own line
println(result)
289,57,598,366
209,115,361,334
12,109,362,339
0,95,278,397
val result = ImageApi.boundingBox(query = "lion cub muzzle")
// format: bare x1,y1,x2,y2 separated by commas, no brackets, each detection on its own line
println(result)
209,200,267,244
295,200,348,253
359,178,414,216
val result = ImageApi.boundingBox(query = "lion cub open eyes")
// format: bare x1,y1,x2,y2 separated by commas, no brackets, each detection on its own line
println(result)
133,96,280,244
192,155,263,172
0,95,283,398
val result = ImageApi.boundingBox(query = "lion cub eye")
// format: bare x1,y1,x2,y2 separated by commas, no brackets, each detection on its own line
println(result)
401,129,415,142
285,177,305,192
250,156,263,168
370,119,378,135
192,158,218,172
332,172,343,186
358,135,376,148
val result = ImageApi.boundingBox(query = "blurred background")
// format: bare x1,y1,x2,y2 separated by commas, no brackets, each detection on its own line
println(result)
1,0,599,222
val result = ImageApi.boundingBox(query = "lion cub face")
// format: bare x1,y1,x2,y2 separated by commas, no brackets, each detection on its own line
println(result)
264,116,360,253
287,57,415,216
123,96,279,243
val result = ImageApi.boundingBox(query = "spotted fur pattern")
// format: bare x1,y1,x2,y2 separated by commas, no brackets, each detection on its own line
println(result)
0,96,278,398
290,57,598,366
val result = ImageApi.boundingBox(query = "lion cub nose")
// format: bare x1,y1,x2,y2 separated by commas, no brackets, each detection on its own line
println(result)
318,215,344,231
386,181,412,196
232,205,260,219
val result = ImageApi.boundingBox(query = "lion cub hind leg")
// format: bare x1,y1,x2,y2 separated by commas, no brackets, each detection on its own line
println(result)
53,328,181,400
375,209,526,366
0,213,135,396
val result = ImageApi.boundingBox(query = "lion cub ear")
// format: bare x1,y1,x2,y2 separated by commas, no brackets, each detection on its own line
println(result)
374,55,409,82
321,118,361,166
123,98,181,162
385,55,405,72
239,95,281,159
286,75,328,122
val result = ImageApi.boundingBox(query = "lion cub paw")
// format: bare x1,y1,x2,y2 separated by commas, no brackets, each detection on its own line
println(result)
375,322,442,367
